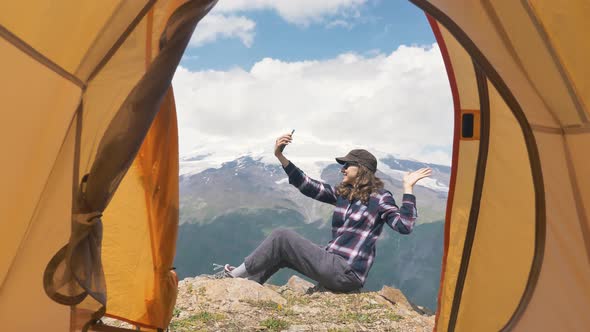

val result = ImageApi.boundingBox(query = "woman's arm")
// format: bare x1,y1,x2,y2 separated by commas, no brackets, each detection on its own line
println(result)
379,192,417,234
282,162,338,205
274,133,337,205
379,168,432,234
276,153,290,168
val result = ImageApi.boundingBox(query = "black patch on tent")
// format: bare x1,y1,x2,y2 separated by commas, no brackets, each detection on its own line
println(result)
461,113,474,138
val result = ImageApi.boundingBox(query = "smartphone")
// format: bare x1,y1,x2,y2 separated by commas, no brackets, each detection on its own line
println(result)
279,129,295,152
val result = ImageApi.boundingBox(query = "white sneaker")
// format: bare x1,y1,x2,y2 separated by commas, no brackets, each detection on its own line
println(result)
212,263,235,279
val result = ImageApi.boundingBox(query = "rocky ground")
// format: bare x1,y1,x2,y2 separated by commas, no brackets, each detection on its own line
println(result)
105,275,434,331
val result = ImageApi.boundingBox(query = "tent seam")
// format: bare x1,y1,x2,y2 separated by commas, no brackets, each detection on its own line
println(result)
73,1,128,81
530,124,563,134
532,123,590,134
564,125,590,135
0,25,85,89
481,0,562,127
520,0,588,123
86,0,157,83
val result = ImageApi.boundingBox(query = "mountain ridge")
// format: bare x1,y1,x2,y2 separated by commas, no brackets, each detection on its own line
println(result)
179,154,449,226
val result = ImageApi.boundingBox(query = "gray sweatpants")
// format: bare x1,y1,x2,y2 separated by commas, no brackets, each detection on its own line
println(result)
243,228,363,292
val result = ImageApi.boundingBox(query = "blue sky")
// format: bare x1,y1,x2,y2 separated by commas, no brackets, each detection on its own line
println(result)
173,0,453,171
181,1,435,71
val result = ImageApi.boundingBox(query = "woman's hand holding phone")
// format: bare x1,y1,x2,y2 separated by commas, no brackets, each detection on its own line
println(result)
275,130,294,167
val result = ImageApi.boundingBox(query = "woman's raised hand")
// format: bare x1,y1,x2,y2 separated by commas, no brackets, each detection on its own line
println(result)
274,132,293,157
403,168,433,193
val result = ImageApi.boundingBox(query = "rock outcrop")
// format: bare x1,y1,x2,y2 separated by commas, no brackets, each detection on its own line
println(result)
105,275,434,331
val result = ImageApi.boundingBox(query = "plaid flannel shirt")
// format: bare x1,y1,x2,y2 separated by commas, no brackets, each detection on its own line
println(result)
283,161,418,284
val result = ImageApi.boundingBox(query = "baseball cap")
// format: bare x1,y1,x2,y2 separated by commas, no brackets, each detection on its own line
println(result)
335,149,377,173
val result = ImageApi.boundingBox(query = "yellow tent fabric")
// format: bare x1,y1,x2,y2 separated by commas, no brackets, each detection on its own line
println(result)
410,1,590,331
0,0,215,331
102,89,180,328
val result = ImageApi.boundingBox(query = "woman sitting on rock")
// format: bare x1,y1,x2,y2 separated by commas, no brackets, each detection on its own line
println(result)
217,132,432,292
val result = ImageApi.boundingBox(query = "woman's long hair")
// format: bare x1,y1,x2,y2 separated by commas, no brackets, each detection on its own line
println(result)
335,165,384,204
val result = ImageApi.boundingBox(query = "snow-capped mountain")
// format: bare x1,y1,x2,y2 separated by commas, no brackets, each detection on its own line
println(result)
180,148,450,191
179,153,450,225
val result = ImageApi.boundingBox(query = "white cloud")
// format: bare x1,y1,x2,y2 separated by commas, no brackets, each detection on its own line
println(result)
190,14,255,47
213,0,367,26
172,44,454,165
189,0,367,48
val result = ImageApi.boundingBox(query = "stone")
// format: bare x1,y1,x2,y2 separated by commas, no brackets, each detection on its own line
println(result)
286,275,315,295
373,295,395,309
199,278,286,305
416,305,435,316
378,286,413,309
